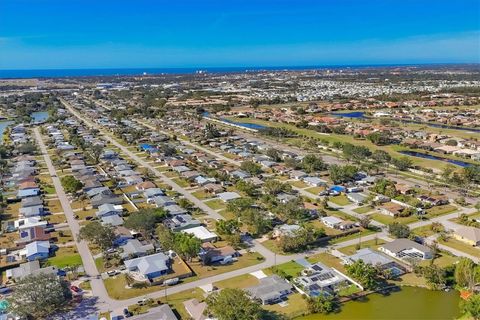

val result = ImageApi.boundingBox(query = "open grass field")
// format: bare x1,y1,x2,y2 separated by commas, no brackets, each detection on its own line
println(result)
439,238,480,258
47,246,82,268
204,198,226,210
214,274,260,289
330,194,351,206
353,206,374,214
189,252,264,279
337,238,386,256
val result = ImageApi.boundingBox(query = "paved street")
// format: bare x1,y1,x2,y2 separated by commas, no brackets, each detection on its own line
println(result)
33,128,112,312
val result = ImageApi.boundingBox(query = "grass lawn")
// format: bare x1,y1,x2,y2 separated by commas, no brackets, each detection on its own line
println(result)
419,251,459,268
74,209,97,220
411,225,437,238
70,199,90,210
370,212,418,225
395,273,427,287
289,180,309,189
46,199,63,213
204,199,226,210
439,238,480,258
163,171,178,178
47,246,82,268
424,204,457,218
330,195,350,206
308,220,342,236
214,274,260,289
330,228,378,245
263,292,308,319
191,190,212,200
43,185,56,195
217,209,236,220
338,284,362,297
353,206,374,214
261,239,285,254
45,214,67,225
305,186,325,195
264,261,304,279
171,178,189,188
50,230,74,244
188,252,264,279
337,238,386,256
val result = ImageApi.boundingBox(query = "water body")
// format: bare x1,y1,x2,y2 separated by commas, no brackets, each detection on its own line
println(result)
0,64,430,79
31,111,49,123
297,287,460,320
399,150,474,167
220,118,267,130
0,120,13,144
331,111,366,119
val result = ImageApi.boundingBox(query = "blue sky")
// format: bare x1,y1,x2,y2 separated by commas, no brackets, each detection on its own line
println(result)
0,0,479,69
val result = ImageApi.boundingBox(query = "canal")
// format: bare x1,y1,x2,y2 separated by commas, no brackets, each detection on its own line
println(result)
297,287,461,320
399,150,474,167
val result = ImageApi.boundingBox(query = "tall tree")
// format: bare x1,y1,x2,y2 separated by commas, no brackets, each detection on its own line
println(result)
7,273,71,319
78,221,116,253
206,288,263,320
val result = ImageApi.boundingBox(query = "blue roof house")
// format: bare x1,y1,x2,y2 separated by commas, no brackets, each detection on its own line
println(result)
24,241,50,261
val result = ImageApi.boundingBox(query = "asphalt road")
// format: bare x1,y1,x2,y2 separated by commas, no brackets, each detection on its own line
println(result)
33,128,111,312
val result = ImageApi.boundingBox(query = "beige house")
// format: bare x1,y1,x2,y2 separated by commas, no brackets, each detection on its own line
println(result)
453,226,480,247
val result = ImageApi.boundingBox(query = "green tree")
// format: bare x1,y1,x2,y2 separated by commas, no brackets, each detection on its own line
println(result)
78,221,116,253
345,260,378,289
124,208,166,239
328,164,358,184
301,154,327,173
7,273,71,319
392,156,413,171
462,294,480,320
263,179,292,196
422,265,447,290
388,222,411,238
240,161,262,176
305,294,337,314
206,288,263,320
226,197,254,216
216,219,240,235
455,258,480,290
60,175,83,193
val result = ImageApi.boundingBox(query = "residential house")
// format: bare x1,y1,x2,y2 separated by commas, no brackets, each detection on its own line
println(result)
246,275,293,305
16,226,50,245
347,193,367,205
380,239,433,260
124,252,170,280
120,239,155,259
182,226,218,243
342,248,404,276
294,262,349,296
453,227,480,247
199,242,238,265
273,224,301,238
23,241,51,261
101,214,124,227
6,260,58,282
96,203,123,218
164,214,201,231
217,192,241,202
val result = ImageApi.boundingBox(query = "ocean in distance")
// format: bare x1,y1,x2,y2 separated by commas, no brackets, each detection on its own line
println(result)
0,64,453,79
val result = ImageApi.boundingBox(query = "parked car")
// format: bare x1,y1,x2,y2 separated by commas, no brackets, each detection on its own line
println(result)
70,285,81,293
123,308,132,318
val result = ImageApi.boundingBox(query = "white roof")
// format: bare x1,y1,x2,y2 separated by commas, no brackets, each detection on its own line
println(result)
321,216,344,225
182,226,217,241
217,192,241,202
